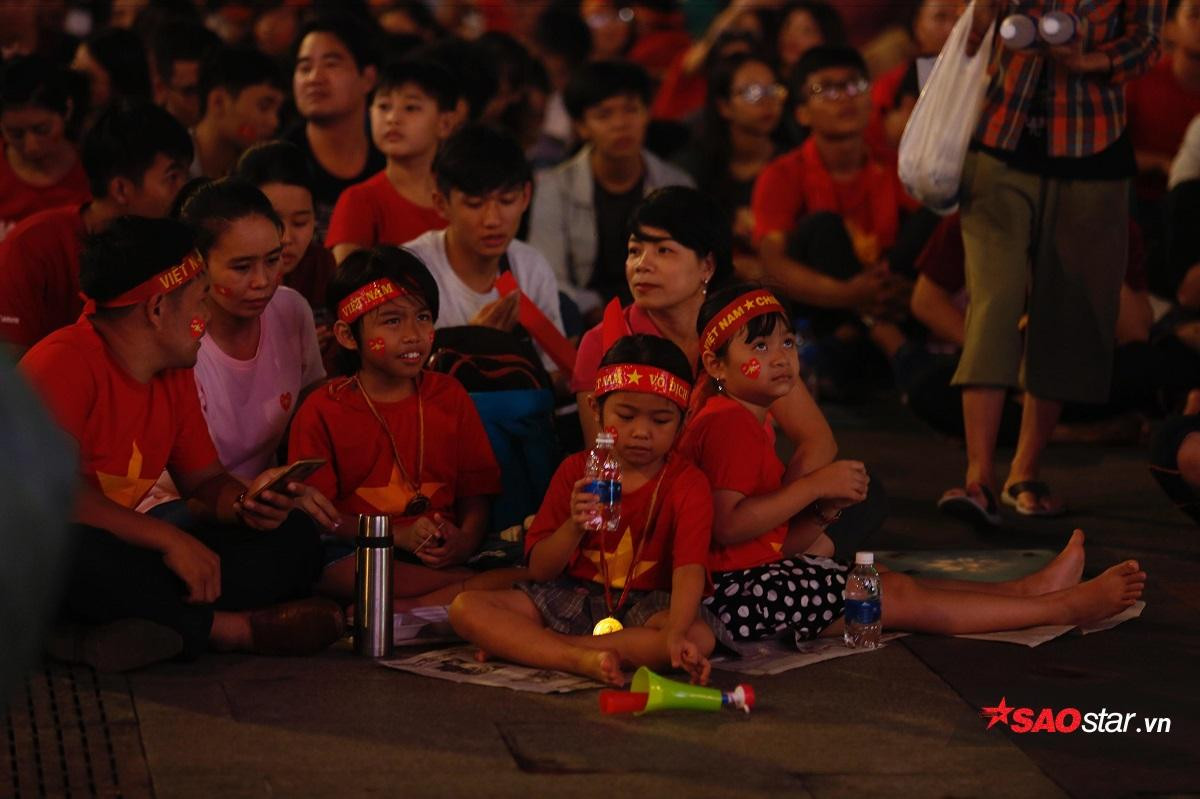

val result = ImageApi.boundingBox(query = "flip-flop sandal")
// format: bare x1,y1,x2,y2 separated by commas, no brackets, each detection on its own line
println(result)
937,483,1001,527
1002,480,1067,517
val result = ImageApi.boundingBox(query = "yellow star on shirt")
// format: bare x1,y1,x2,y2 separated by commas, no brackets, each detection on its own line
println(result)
355,464,445,514
626,369,642,385
582,526,658,589
95,441,158,509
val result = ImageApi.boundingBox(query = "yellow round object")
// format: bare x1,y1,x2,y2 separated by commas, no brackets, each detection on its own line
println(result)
592,616,624,636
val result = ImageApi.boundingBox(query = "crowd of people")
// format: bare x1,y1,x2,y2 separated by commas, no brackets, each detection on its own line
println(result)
3,0,1181,684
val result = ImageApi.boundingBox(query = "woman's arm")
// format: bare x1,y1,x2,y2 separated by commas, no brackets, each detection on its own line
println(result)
769,381,837,477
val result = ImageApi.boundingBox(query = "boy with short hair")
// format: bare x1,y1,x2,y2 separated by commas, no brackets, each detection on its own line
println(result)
285,13,385,235
19,216,343,669
0,100,192,354
190,46,286,179
326,59,460,263
752,45,917,315
149,20,221,130
403,123,567,374
528,59,694,317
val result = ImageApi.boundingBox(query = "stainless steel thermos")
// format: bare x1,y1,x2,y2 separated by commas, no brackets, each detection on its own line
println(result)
354,514,393,657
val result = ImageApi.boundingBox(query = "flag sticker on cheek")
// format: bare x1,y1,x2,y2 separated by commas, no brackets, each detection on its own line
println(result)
368,338,386,352
213,285,233,297
740,358,761,379
189,318,206,339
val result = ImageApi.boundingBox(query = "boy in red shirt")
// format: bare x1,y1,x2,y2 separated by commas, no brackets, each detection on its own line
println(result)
0,101,192,355
450,334,720,686
326,60,458,264
288,245,520,609
20,216,343,670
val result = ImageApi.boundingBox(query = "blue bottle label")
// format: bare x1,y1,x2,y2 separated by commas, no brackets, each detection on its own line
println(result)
586,479,612,504
609,481,621,504
844,598,881,625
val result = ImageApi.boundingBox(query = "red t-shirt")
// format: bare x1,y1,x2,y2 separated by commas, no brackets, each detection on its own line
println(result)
325,171,446,250
676,394,787,573
751,138,917,264
0,149,90,244
287,371,501,520
0,203,87,348
19,318,220,508
650,50,707,121
525,452,712,593
1126,57,1200,200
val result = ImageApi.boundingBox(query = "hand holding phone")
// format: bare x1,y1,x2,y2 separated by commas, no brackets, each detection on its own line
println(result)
244,458,326,504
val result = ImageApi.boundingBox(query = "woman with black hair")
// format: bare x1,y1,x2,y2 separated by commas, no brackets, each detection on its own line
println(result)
674,53,786,258
0,55,91,241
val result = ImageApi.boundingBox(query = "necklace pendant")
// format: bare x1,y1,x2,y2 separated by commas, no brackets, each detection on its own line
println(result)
592,616,624,636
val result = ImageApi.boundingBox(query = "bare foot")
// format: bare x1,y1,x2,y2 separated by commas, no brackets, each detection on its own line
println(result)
1019,530,1086,596
578,649,625,687
1056,560,1145,626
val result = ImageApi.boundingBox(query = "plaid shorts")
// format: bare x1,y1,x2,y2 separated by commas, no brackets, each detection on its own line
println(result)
516,577,733,647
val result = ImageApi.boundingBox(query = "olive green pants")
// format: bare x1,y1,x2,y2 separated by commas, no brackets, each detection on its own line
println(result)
952,151,1129,404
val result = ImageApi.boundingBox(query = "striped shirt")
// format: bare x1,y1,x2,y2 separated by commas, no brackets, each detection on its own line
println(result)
975,0,1166,158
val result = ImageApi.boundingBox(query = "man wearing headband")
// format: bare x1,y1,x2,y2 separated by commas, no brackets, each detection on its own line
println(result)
20,216,342,670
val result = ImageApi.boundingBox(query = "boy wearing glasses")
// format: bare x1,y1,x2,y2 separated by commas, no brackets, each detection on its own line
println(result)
751,45,927,400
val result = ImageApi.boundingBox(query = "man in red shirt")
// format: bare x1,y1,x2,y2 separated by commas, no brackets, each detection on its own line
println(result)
0,101,192,356
20,216,342,670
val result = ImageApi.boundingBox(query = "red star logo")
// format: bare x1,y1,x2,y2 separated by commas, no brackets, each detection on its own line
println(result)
981,697,1014,730
740,358,761,378
189,318,206,338
368,338,385,352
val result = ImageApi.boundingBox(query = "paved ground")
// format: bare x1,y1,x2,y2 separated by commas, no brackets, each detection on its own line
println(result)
4,397,1199,798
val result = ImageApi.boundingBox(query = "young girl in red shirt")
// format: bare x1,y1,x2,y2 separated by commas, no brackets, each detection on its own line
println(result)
450,335,725,687
288,245,520,609
683,283,1147,647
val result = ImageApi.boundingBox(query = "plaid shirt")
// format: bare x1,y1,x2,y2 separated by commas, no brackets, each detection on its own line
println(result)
975,0,1166,157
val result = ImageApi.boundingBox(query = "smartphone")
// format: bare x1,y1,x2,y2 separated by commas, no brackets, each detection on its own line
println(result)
245,458,326,503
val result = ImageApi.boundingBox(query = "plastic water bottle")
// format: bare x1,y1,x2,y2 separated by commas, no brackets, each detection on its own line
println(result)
583,432,622,532
844,552,882,649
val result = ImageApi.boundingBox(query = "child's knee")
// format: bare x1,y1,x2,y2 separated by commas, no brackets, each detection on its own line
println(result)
690,619,717,656
448,590,483,628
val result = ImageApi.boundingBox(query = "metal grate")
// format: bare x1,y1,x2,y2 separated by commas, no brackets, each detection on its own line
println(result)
2,663,152,799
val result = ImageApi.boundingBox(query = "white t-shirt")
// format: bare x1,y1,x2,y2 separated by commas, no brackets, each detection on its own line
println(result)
194,287,326,479
1170,114,1200,190
402,229,566,372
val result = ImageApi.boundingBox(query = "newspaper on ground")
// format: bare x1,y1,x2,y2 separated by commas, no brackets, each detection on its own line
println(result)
393,605,461,648
380,645,603,693
956,600,1145,646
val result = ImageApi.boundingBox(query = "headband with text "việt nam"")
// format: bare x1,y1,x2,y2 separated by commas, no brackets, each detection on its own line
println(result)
700,289,786,356
337,279,408,324
82,251,205,315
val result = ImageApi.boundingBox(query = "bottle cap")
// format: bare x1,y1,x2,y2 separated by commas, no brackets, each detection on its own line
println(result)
854,551,874,565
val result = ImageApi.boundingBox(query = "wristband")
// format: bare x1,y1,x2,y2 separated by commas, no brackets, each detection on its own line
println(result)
812,500,843,528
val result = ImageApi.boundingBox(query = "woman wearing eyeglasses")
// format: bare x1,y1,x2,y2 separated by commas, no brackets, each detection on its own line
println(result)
674,53,787,267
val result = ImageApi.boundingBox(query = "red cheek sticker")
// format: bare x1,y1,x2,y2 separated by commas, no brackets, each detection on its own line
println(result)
236,123,258,144
213,285,233,297
279,392,292,411
740,358,761,379
428,330,435,343
189,317,206,339
603,425,619,442
368,338,386,352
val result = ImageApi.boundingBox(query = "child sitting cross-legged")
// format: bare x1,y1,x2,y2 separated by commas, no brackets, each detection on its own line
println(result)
450,335,728,686
682,282,1148,647
288,245,525,610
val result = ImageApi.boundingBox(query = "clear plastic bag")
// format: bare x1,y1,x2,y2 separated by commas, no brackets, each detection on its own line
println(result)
898,1,995,214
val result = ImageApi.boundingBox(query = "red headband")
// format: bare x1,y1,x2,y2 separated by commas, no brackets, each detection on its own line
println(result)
82,251,205,315
701,289,786,355
595,364,691,409
337,279,407,323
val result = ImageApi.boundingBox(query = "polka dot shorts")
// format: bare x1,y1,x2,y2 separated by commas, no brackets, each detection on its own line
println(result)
704,556,849,645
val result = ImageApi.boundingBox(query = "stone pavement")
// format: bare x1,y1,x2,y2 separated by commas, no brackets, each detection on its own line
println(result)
4,398,1198,798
